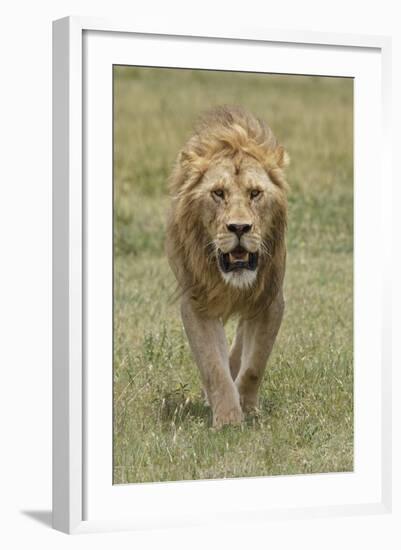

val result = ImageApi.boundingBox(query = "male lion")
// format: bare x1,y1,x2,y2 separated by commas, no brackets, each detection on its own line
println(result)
166,105,289,428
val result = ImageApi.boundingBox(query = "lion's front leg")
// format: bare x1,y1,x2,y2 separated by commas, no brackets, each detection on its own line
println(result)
181,295,243,428
235,292,284,412
229,319,244,381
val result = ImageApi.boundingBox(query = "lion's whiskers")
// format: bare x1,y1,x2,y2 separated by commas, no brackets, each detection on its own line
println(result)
204,239,216,250
259,241,272,259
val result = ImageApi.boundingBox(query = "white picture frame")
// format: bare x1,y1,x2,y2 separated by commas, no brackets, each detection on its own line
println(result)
52,16,393,534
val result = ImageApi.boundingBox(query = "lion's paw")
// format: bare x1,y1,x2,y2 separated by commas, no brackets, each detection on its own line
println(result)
240,393,259,413
212,403,243,429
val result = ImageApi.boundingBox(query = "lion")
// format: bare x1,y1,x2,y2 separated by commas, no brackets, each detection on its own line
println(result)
166,105,289,428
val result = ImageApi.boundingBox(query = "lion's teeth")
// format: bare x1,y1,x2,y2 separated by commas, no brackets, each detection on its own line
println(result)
229,252,249,263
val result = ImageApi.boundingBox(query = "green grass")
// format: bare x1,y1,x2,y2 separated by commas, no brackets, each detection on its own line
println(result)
113,67,353,484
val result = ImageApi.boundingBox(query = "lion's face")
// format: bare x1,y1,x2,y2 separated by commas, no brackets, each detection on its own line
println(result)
199,155,280,289
167,106,288,311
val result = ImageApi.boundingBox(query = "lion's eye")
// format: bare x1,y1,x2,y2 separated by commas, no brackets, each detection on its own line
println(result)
250,189,261,199
212,189,225,200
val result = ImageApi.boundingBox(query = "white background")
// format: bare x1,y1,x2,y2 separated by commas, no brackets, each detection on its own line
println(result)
0,1,399,549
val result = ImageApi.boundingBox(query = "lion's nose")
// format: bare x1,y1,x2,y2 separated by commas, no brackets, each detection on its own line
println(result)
227,223,252,237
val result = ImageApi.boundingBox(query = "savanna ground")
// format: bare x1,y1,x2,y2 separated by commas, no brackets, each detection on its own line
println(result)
113,67,353,484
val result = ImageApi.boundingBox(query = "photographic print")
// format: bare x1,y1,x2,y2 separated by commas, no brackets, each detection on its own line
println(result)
113,67,353,484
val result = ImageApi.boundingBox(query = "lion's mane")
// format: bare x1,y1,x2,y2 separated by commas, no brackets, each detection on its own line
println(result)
166,105,289,320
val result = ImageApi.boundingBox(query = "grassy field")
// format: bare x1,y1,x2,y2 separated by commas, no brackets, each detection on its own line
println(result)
113,67,353,484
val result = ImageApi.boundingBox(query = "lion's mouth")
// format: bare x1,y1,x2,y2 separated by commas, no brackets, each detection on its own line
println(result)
218,246,258,273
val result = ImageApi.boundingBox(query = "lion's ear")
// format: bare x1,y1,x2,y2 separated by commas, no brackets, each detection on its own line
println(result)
275,145,290,169
178,150,192,165
179,149,208,174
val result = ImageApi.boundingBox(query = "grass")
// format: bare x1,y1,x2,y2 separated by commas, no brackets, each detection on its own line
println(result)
113,67,353,484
